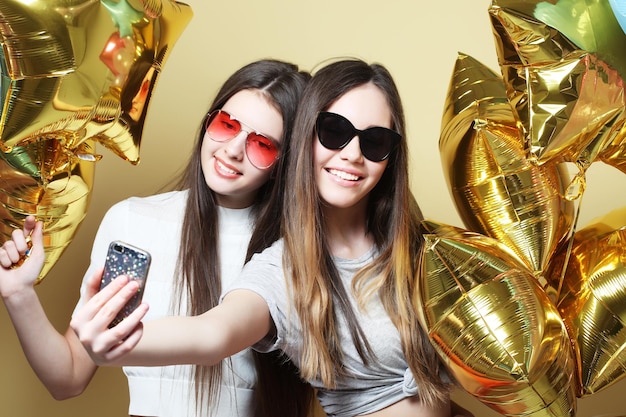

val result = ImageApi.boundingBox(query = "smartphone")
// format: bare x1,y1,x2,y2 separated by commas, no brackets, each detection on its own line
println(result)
100,241,152,328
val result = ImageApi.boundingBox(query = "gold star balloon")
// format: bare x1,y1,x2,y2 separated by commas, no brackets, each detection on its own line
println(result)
0,0,193,283
489,0,626,169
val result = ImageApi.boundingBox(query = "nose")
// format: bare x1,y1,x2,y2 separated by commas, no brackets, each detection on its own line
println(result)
339,135,364,163
224,130,247,160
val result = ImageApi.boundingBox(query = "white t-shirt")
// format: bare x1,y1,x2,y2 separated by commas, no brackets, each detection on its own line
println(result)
76,190,257,417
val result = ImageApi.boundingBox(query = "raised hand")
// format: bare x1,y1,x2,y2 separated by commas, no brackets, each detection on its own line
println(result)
0,216,104,397
0,216,45,298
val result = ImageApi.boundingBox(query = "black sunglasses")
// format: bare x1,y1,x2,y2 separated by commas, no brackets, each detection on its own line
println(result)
315,111,401,162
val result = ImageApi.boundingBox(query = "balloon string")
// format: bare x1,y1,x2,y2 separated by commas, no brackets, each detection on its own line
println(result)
555,164,587,301
555,211,578,302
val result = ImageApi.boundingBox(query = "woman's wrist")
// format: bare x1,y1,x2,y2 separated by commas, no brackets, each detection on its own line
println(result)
1,282,38,307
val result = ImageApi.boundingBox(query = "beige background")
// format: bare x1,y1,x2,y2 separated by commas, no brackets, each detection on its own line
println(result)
2,0,626,416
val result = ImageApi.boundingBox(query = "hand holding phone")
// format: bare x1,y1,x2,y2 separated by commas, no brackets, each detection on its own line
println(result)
100,241,151,328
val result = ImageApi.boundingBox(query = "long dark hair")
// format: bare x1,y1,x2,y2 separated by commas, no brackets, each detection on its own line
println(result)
283,59,449,407
120,49,161,145
172,59,314,416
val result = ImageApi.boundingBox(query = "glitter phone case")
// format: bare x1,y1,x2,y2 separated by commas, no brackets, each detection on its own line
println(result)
100,241,151,328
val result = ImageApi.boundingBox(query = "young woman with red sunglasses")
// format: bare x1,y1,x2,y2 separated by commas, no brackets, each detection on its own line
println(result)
54,59,472,417
0,59,313,417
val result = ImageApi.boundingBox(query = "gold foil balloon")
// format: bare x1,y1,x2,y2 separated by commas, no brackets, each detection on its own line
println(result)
429,0,626,411
0,140,96,279
0,0,193,283
416,224,577,417
548,207,626,397
489,0,626,169
599,115,626,175
440,52,577,292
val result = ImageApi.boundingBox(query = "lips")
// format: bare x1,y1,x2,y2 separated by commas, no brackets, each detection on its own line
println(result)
215,158,241,176
326,168,361,181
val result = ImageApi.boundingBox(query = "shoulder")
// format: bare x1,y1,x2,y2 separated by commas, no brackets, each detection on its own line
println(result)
96,190,187,237
248,239,284,265
104,190,187,218
122,190,187,209
236,239,285,283
231,241,286,304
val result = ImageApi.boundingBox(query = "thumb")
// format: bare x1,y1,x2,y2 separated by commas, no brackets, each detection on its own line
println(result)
29,220,45,259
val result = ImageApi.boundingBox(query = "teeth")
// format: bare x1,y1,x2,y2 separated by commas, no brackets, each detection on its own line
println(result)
217,159,238,175
328,168,359,181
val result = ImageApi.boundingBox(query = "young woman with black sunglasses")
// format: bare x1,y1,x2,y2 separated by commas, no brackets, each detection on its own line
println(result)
0,59,314,417
67,58,473,417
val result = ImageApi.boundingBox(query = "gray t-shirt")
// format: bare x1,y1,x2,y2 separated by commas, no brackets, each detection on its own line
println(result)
224,239,421,417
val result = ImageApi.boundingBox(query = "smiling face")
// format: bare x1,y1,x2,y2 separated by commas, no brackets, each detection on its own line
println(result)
314,82,391,213
128,66,156,122
200,89,283,208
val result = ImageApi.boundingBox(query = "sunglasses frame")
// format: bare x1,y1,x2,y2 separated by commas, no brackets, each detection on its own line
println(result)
315,111,401,162
205,109,280,170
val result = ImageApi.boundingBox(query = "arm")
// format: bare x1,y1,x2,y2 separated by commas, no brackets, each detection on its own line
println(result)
0,216,98,399
72,281,273,368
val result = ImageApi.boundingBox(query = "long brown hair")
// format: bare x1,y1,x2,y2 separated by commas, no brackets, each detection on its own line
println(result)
172,59,313,416
282,59,449,407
